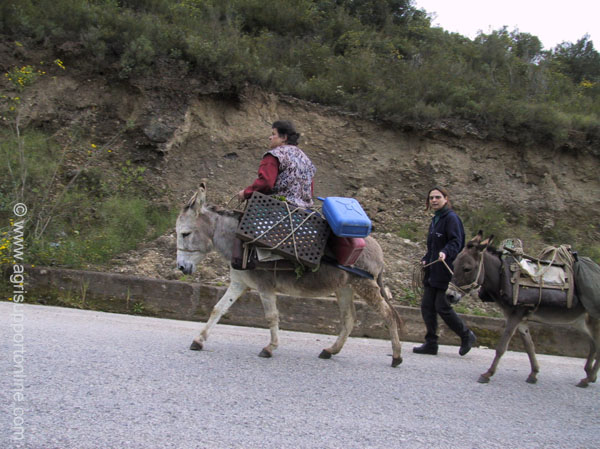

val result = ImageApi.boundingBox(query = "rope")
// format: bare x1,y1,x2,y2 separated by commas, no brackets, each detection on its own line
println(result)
532,245,575,310
226,194,247,212
411,262,424,299
412,257,457,298
422,258,454,275
274,201,302,264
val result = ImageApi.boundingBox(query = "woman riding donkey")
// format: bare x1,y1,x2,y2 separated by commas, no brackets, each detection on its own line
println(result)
413,186,477,356
238,120,316,208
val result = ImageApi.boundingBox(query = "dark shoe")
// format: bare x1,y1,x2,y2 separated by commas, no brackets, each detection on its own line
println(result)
459,330,477,356
413,342,438,355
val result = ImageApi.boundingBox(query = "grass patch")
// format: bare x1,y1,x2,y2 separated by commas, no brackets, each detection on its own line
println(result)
0,127,176,269
393,221,421,242
457,202,600,263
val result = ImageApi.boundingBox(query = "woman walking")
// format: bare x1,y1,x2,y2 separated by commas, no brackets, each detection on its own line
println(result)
413,186,477,356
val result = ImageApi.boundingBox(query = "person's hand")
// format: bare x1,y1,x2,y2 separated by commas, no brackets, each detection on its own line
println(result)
438,252,446,261
237,190,246,202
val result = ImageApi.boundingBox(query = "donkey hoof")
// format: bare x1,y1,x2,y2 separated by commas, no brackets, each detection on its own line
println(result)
477,375,490,384
258,348,272,358
391,357,403,367
526,375,538,384
576,380,589,388
190,340,203,351
319,349,332,359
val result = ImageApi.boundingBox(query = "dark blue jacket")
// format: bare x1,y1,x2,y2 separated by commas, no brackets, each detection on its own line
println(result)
422,207,465,289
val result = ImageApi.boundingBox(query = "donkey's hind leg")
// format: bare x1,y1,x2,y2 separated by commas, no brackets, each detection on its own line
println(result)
190,278,248,351
577,316,600,388
479,309,526,383
516,322,540,384
257,290,279,358
320,285,356,360
351,278,403,367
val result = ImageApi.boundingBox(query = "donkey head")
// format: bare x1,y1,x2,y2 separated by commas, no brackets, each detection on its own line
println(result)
446,230,494,303
176,183,214,274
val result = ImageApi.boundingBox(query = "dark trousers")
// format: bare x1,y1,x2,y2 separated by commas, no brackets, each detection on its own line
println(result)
421,285,468,343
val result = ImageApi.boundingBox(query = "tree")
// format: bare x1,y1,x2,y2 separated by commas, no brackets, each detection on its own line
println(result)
552,35,600,83
510,31,543,63
335,0,416,28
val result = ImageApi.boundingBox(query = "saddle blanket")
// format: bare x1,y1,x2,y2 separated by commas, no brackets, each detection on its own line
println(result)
518,259,567,286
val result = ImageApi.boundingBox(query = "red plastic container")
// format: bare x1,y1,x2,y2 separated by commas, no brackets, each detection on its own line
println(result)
331,236,366,266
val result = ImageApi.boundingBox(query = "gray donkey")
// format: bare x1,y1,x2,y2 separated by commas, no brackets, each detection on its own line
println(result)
447,232,600,387
176,183,404,367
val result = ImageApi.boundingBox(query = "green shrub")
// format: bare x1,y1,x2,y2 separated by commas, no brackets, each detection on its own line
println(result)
1,0,599,150
394,221,421,242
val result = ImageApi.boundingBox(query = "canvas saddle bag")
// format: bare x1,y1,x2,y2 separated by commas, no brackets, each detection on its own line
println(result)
500,244,577,308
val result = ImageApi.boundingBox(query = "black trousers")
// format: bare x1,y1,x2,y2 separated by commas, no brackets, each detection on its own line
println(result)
420,285,468,343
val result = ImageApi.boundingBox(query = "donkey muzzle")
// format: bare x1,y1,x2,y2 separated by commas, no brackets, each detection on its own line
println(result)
446,284,463,304
178,261,195,275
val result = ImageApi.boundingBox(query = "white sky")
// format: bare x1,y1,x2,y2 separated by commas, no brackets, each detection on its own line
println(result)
414,0,599,50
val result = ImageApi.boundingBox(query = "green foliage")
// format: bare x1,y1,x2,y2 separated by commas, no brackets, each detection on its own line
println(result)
28,195,176,267
4,65,41,90
394,221,421,242
0,126,175,268
458,202,544,252
458,202,600,264
1,0,599,146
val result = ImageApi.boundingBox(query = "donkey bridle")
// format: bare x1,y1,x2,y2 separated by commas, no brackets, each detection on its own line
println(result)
449,250,485,296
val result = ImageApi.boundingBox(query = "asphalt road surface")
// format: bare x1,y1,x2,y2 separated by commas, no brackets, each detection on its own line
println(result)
1,302,598,449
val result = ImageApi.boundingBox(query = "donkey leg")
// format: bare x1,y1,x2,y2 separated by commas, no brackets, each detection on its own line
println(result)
190,279,248,350
320,285,356,360
577,341,597,388
577,317,600,388
479,311,524,383
352,279,403,367
258,291,279,358
516,323,540,384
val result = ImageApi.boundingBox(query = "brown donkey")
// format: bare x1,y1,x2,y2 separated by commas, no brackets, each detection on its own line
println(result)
176,183,404,367
447,231,600,387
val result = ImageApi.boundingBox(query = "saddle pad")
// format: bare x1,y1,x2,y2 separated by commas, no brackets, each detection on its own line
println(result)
518,259,567,286
501,255,577,308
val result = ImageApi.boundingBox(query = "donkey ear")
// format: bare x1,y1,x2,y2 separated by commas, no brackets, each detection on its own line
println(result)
185,191,199,210
470,231,483,244
185,183,207,214
479,234,495,249
197,182,207,207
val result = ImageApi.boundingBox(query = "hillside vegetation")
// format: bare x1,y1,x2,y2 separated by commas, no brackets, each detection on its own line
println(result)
1,0,599,148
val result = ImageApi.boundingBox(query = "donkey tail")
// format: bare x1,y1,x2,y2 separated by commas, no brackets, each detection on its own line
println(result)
377,271,405,335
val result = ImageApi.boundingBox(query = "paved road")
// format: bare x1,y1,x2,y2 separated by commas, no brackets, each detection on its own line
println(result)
1,302,598,449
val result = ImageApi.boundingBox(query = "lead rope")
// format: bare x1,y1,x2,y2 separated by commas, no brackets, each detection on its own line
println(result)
422,258,454,275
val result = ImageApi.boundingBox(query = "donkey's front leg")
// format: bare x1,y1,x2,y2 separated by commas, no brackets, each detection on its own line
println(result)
478,310,525,383
257,291,279,358
190,279,248,351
